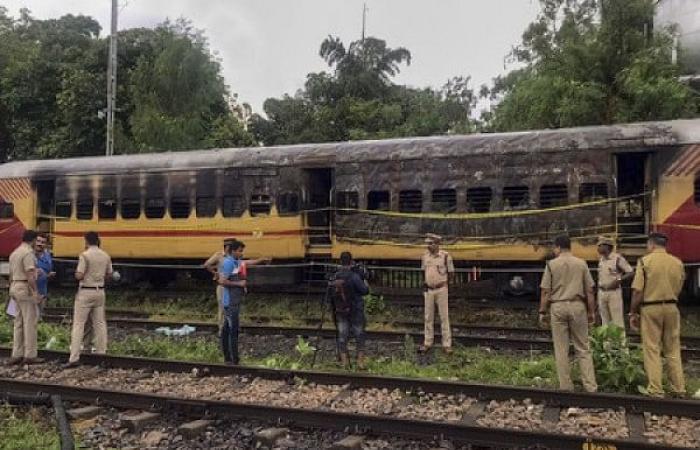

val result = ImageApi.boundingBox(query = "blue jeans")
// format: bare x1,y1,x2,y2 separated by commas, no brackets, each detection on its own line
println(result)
221,301,240,364
336,301,366,353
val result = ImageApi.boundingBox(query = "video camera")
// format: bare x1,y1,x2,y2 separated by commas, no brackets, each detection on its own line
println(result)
326,262,370,282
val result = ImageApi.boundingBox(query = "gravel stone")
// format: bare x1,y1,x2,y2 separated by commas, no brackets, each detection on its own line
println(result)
556,408,628,440
644,413,700,448
477,398,544,431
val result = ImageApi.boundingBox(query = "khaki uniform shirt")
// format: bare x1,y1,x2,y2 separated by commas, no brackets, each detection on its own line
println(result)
77,246,113,287
631,249,685,302
540,252,594,301
422,250,454,288
598,252,633,290
204,251,225,273
8,243,35,283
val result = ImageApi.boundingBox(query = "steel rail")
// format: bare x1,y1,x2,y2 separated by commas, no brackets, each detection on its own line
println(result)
0,378,687,450
40,315,700,360
1,348,698,419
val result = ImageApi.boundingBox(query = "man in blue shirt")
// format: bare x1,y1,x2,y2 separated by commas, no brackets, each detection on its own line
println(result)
34,234,54,316
217,238,269,365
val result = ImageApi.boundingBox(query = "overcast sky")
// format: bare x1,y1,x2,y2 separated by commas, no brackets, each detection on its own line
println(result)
3,0,541,113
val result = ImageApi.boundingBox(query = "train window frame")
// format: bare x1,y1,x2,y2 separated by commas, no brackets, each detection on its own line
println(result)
431,189,457,213
367,190,390,211
540,184,569,209
466,187,492,213
336,191,359,215
250,194,272,216
55,199,72,219
196,196,217,218
145,197,166,219
503,186,529,210
76,198,94,220
222,195,245,218
0,202,14,219
277,192,300,216
399,190,423,213
579,183,609,203
169,197,191,219
120,198,141,220
98,198,117,220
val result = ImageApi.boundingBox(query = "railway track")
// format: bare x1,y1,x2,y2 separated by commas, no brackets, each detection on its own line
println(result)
1,349,699,449
41,312,700,361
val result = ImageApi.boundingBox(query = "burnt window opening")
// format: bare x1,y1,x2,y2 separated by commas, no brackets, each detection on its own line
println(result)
431,189,457,213
76,198,94,220
695,176,700,206
145,198,166,219
55,200,72,219
503,186,529,210
579,183,609,203
540,184,569,209
250,194,272,216
466,187,492,213
98,199,117,220
336,191,359,215
169,197,191,219
196,197,217,218
0,202,14,219
399,190,423,213
278,192,300,215
367,191,390,211
121,199,140,219
222,195,245,218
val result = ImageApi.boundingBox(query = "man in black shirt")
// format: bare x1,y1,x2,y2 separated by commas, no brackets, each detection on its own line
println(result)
333,251,370,369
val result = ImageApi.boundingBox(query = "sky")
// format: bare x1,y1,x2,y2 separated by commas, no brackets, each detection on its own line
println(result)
2,0,541,114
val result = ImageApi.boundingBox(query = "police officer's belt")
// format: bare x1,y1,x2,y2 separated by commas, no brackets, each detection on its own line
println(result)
80,286,104,290
641,300,677,307
549,298,584,303
598,286,620,292
426,282,447,290
11,280,28,283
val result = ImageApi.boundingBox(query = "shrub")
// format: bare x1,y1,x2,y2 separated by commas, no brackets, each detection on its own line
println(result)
590,325,646,394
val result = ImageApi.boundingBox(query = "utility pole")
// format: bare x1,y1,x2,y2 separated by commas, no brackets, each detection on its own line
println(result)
361,2,367,42
106,0,118,156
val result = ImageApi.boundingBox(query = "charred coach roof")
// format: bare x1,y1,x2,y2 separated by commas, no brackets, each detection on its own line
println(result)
0,119,698,179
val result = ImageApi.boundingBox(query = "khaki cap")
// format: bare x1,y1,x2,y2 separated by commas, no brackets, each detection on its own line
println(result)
223,236,237,245
597,237,614,247
425,233,442,244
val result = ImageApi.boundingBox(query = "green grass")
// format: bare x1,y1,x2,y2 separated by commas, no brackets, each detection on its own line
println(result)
0,406,60,450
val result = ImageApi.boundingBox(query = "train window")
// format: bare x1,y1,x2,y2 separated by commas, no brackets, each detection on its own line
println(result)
579,183,608,203
169,197,191,219
431,189,456,213
196,197,217,218
540,184,568,208
336,191,359,215
98,199,117,220
121,199,140,219
466,187,492,213
367,191,390,211
76,198,94,220
278,192,299,215
145,198,165,219
399,190,422,213
250,194,271,216
222,195,245,217
695,176,700,206
503,186,529,210
0,202,13,219
55,200,72,219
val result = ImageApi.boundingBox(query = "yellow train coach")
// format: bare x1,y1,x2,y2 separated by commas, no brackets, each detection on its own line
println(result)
1,119,700,299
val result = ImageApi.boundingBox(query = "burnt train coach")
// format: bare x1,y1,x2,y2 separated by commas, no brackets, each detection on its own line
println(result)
1,119,700,300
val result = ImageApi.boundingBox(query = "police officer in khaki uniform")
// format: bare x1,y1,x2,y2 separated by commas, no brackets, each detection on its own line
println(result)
596,237,633,328
629,232,686,397
204,244,227,334
66,231,114,367
6,230,43,365
419,233,454,354
539,235,597,392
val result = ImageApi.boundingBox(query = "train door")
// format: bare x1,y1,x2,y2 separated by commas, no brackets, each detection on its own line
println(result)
35,179,55,237
303,168,334,247
615,153,649,246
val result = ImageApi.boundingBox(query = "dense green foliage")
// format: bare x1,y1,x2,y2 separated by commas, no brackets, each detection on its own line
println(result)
484,0,699,131
0,406,60,450
250,36,476,145
0,8,253,161
590,325,646,394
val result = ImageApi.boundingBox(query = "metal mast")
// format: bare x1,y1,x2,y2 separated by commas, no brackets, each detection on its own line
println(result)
106,0,118,156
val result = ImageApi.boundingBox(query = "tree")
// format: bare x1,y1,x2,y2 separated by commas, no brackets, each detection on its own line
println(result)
484,0,698,131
